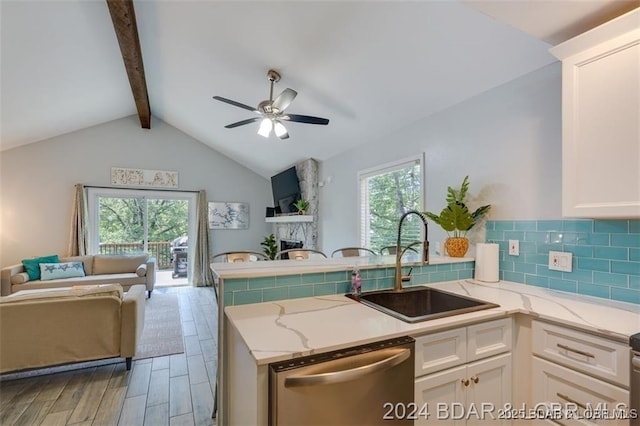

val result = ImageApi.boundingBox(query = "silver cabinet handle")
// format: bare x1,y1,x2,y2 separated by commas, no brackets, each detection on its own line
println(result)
556,392,587,410
556,343,595,359
285,348,410,387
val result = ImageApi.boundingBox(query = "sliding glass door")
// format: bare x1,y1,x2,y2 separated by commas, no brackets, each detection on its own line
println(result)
87,188,197,281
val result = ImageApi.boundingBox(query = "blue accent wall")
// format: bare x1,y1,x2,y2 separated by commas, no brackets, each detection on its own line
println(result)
487,220,640,304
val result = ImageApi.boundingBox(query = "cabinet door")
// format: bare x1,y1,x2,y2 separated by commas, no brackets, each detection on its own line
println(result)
532,357,630,426
532,320,630,387
552,10,640,218
467,318,512,362
466,353,513,425
415,327,467,377
415,365,466,426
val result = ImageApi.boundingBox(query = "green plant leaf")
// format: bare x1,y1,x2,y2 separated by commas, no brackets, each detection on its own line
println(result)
428,176,490,236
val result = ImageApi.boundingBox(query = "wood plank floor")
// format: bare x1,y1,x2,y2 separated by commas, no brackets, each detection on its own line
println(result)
0,286,218,426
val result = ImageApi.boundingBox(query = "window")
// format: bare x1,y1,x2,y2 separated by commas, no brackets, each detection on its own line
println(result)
87,188,197,274
359,155,424,253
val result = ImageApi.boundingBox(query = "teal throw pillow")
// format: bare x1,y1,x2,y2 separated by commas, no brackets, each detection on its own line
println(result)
22,255,59,280
40,262,85,281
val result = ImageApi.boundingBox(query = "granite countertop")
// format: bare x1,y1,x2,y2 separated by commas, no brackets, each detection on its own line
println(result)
224,279,640,366
211,254,472,279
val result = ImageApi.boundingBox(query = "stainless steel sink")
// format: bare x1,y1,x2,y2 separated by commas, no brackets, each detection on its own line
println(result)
346,287,499,323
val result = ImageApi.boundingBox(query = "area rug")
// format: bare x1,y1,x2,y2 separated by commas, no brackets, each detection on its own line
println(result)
135,291,184,360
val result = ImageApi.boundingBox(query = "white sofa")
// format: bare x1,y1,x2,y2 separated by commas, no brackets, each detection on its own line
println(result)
0,284,146,372
1,254,156,297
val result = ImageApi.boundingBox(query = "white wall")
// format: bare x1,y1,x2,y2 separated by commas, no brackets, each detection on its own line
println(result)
319,63,562,255
0,115,272,266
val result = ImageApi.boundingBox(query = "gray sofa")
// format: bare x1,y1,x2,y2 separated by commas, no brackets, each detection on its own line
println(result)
1,254,155,297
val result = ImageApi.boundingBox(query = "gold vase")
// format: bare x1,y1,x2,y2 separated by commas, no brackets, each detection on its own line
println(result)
445,237,469,257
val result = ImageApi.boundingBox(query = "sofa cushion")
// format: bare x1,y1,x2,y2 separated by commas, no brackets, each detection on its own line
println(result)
93,255,148,275
11,273,146,294
21,255,59,280
11,272,30,285
40,262,85,281
136,263,147,277
2,284,124,303
59,255,94,275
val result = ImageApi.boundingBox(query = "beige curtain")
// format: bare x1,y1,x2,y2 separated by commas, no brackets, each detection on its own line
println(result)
192,190,215,287
68,184,88,256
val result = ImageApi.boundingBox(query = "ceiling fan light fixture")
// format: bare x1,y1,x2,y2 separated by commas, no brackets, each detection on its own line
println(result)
258,118,273,137
274,121,288,138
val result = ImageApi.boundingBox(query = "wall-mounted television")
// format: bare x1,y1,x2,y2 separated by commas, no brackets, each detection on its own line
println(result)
271,166,301,214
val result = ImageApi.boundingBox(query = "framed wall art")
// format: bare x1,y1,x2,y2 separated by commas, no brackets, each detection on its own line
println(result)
208,202,249,229
111,167,179,188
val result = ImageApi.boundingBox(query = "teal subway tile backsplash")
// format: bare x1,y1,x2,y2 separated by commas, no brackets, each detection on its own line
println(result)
223,261,475,306
594,220,629,233
612,261,640,275
611,287,640,304
223,220,638,306
248,276,275,289
488,219,640,304
611,234,640,247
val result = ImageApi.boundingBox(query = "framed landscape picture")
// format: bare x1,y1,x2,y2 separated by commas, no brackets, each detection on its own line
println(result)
208,202,249,229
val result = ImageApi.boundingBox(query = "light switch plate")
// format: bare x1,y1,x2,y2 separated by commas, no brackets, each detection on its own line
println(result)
509,240,519,256
549,251,573,272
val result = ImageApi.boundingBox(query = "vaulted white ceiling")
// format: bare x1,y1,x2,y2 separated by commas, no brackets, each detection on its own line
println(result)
1,0,635,178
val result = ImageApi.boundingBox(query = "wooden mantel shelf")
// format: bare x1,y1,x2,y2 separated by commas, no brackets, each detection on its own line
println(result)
265,215,313,223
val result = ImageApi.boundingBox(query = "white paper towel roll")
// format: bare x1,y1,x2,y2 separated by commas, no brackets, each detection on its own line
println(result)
475,243,499,282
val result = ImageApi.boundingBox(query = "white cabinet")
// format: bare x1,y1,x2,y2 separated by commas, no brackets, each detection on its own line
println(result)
531,320,631,425
532,320,630,386
550,9,640,218
413,318,513,425
532,358,629,426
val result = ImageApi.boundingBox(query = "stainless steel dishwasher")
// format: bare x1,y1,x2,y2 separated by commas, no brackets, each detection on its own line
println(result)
631,332,640,425
269,335,415,426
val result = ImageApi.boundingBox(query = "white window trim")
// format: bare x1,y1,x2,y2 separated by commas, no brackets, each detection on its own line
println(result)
357,153,425,248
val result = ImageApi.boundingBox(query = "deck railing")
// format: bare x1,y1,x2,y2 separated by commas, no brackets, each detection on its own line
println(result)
99,242,173,270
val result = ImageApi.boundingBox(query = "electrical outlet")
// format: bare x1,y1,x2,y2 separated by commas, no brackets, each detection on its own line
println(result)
508,240,519,256
549,251,573,272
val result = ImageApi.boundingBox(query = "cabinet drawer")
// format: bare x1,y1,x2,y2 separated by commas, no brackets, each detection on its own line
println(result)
415,328,466,377
532,320,630,387
532,357,629,426
467,318,512,362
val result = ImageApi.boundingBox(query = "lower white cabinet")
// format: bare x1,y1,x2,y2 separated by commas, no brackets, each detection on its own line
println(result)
415,353,512,425
531,320,631,426
413,318,513,425
532,357,629,426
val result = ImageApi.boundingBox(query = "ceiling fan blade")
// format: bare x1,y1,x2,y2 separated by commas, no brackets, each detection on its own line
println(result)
224,117,261,128
213,96,258,113
272,88,297,112
284,114,329,125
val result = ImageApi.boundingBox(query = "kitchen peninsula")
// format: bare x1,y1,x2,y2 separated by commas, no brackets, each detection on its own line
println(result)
212,258,640,425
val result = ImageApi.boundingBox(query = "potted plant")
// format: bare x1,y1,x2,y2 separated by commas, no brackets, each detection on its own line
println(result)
424,176,491,257
260,234,278,260
294,199,310,215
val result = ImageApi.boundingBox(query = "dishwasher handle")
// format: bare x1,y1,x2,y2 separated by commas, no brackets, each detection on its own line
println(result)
284,348,411,388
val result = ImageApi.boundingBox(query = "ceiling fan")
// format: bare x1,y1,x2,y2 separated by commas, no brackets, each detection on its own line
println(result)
213,69,329,140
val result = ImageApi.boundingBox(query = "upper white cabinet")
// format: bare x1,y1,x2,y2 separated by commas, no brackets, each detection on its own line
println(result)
550,9,640,218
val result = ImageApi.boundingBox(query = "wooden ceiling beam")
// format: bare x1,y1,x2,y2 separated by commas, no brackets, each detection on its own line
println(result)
106,0,151,129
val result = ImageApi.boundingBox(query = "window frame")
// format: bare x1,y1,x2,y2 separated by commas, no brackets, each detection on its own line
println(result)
357,153,426,249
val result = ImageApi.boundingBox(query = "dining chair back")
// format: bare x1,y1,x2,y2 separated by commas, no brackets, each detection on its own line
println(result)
331,247,377,257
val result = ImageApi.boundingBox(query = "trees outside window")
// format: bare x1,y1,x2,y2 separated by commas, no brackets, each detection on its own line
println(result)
359,156,423,253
